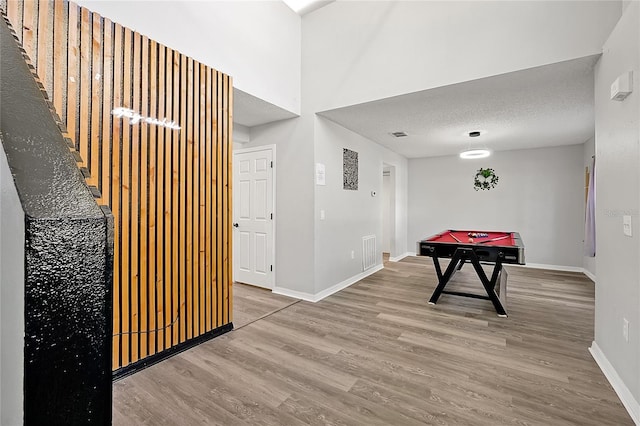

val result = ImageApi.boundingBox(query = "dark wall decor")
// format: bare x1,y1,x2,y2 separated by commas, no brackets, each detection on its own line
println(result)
0,14,112,425
1,0,234,376
343,148,359,190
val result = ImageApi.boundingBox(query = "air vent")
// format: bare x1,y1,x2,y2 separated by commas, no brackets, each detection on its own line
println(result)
391,131,408,138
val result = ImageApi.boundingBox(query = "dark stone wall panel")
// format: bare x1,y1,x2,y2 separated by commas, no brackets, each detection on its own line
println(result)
24,217,112,424
0,13,112,425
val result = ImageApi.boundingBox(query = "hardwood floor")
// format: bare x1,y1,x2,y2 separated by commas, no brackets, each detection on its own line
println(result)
113,257,633,425
231,281,300,329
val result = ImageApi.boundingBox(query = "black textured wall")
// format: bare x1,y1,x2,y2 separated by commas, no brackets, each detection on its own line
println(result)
0,15,113,425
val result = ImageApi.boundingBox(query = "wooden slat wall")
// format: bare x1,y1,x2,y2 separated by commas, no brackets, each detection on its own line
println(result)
2,0,233,372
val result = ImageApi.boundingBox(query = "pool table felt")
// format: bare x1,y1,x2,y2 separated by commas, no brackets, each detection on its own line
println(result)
426,230,517,246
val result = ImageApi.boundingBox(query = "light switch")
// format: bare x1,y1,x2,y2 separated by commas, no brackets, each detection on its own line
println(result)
623,215,632,237
320,210,325,220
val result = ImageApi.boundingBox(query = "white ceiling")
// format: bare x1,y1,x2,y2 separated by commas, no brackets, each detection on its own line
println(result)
318,55,600,158
233,88,298,127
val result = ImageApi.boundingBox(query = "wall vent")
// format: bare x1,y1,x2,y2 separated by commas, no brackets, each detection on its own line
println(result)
390,131,408,138
362,235,377,271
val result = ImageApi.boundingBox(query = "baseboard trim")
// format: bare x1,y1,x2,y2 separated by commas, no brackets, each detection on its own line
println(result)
271,287,315,302
389,252,411,262
509,262,584,273
273,264,384,303
405,254,596,281
589,341,640,425
582,268,596,282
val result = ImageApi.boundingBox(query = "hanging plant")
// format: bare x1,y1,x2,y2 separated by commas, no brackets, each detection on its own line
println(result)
474,168,499,191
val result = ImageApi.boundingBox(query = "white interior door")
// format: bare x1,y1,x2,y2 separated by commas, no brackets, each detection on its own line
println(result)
233,148,273,289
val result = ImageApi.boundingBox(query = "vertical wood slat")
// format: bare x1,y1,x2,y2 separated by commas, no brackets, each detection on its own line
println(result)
130,31,141,364
35,0,51,94
171,50,181,345
198,63,206,335
111,22,123,371
100,19,112,205
78,6,90,166
147,39,158,357
193,59,199,337
164,45,173,350
6,0,24,44
163,44,174,348
121,26,132,367
171,51,180,347
140,35,149,359
223,74,231,324
156,44,166,354
4,0,233,372
52,0,67,122
227,76,233,322
88,12,101,187
100,17,114,365
216,71,223,327
186,57,194,340
21,0,36,65
187,59,198,336
66,2,79,149
205,67,213,333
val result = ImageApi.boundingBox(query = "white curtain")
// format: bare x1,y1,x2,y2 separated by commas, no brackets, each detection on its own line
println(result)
584,157,596,256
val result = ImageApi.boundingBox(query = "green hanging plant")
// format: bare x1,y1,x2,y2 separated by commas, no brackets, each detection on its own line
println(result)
474,168,499,191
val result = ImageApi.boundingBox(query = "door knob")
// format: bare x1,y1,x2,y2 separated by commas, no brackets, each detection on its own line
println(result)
233,223,239,228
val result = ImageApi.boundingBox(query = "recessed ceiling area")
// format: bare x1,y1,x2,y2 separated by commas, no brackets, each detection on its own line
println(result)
318,55,599,158
233,88,298,127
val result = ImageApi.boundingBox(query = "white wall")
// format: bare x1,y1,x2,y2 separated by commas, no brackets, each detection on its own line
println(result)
243,116,317,296
408,145,585,268
0,141,24,426
303,1,621,111
297,0,618,297
244,115,409,297
583,137,596,278
77,0,301,114
234,124,251,145
313,117,408,293
593,0,640,414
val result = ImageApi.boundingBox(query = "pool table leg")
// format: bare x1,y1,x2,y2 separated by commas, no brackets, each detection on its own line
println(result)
428,251,465,305
428,249,508,317
468,253,507,317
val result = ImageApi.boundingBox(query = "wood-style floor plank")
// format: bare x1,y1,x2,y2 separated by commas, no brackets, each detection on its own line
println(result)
113,258,633,425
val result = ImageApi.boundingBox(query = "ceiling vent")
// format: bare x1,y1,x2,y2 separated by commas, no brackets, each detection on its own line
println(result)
391,131,408,138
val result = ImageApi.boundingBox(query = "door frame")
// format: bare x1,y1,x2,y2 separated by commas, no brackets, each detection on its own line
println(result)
382,162,396,258
232,144,276,289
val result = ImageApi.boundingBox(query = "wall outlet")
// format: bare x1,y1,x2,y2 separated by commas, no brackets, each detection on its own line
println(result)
623,318,629,342
350,250,355,259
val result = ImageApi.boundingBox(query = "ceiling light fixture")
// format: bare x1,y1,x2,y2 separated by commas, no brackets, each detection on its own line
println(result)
460,130,490,159
460,149,491,159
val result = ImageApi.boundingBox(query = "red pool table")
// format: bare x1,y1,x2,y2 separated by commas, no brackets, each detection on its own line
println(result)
418,230,525,317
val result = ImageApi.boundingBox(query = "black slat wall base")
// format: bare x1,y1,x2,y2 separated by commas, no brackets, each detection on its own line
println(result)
0,14,113,425
113,323,233,381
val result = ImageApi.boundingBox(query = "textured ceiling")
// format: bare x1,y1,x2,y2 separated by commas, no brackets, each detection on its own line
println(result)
318,55,599,158
233,88,298,127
